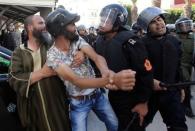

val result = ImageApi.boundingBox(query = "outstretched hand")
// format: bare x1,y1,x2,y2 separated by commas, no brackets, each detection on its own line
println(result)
102,70,118,90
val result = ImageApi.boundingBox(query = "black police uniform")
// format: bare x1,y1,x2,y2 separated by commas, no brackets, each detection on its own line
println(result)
142,34,188,131
94,30,153,131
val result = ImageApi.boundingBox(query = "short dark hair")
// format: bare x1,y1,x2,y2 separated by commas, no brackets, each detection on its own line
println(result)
24,15,34,35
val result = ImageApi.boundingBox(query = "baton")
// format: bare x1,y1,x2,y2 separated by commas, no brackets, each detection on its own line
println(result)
159,81,195,88
123,112,139,131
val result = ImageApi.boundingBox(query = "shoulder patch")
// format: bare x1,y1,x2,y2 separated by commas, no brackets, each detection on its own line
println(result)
144,59,152,71
128,39,136,45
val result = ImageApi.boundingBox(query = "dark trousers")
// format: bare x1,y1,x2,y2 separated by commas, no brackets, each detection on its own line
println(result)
144,90,188,131
109,97,145,131
183,87,193,110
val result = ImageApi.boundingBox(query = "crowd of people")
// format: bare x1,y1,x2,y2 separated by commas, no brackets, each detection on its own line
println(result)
0,3,195,131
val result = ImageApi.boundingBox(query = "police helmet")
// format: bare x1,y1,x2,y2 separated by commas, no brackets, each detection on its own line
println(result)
166,24,176,32
175,17,193,33
46,8,80,38
99,4,128,28
77,25,86,31
137,7,167,32
131,22,143,33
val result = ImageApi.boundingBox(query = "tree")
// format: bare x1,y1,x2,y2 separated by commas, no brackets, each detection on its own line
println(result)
183,0,192,18
131,0,138,24
152,0,161,8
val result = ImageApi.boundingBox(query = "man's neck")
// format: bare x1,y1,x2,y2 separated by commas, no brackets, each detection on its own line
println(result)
55,36,70,52
27,37,40,51
104,32,117,41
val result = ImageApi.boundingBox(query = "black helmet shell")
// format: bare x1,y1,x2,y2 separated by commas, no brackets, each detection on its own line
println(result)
175,17,193,33
100,4,128,27
46,8,80,37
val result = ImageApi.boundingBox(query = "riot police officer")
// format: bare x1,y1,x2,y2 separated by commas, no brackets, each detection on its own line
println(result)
131,22,145,38
77,24,89,41
94,4,153,131
137,7,188,131
175,17,195,118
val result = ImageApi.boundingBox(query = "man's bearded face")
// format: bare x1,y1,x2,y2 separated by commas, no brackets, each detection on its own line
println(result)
63,30,79,42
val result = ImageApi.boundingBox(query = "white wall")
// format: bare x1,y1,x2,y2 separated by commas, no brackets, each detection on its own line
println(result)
0,0,56,7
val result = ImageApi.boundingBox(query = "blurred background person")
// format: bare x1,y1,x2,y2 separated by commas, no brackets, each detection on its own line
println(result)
166,24,176,36
87,26,97,46
131,22,145,38
77,24,89,42
175,17,195,118
3,24,21,51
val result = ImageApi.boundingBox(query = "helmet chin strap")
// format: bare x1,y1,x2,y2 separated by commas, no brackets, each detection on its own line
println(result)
97,26,119,35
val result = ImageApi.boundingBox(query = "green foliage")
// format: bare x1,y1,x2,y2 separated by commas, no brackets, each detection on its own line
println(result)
123,4,132,25
191,5,195,21
165,5,195,24
123,4,195,25
165,9,183,24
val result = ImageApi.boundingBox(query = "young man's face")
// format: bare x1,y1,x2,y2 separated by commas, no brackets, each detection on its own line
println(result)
148,16,166,36
64,22,79,41
98,16,113,34
66,23,77,33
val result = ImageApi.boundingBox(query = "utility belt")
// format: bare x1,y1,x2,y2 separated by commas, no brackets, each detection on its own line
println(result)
68,89,100,100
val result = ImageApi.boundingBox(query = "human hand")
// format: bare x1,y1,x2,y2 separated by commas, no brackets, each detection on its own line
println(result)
153,79,167,91
72,51,85,67
113,69,136,91
102,70,118,90
41,64,56,77
131,102,148,126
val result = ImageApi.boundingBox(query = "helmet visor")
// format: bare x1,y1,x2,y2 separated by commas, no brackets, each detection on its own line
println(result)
176,20,193,33
98,8,118,28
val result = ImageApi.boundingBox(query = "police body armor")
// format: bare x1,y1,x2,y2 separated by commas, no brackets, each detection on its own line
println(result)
143,34,181,84
95,30,153,106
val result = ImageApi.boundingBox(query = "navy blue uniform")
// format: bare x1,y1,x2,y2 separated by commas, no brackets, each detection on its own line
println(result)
94,30,153,131
142,34,188,131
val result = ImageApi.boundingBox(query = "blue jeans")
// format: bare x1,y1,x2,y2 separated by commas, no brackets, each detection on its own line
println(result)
69,89,118,131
